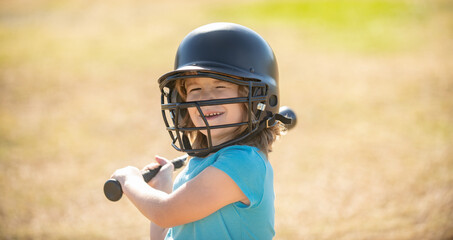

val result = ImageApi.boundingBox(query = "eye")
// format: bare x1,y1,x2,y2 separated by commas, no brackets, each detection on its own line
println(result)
188,87,201,93
216,85,226,89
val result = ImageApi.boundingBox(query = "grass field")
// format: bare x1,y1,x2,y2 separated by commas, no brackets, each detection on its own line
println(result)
1,0,452,239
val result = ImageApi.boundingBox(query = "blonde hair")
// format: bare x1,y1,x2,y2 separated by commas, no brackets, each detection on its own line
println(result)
175,76,285,156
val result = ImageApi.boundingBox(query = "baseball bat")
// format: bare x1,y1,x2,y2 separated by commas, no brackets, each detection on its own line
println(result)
103,106,297,202
104,155,187,202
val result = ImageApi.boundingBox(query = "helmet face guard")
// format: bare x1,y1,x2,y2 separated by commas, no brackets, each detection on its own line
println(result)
160,71,268,157
158,22,280,157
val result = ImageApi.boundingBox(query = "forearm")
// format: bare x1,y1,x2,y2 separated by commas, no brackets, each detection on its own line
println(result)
122,178,171,226
150,221,168,240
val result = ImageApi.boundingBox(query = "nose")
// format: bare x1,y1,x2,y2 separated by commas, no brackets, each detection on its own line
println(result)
198,89,216,101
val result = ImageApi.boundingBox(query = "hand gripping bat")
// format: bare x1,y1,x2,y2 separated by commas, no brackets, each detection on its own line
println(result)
103,106,297,201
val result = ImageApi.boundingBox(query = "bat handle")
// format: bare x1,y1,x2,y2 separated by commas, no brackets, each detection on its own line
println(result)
104,156,187,202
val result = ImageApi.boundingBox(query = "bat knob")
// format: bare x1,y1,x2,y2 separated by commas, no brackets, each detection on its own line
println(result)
104,179,123,202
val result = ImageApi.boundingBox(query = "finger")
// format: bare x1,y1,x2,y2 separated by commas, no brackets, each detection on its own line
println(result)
154,155,170,165
155,155,174,172
142,162,160,171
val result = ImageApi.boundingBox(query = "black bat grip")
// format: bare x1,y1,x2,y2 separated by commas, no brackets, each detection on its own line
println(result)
104,156,187,202
142,166,162,183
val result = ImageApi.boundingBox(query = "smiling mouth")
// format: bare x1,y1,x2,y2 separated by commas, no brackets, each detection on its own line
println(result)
201,112,224,120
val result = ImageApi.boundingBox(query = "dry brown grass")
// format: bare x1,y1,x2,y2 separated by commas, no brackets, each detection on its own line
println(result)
1,0,452,239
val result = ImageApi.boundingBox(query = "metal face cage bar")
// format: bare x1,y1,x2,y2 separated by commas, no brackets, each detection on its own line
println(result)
159,71,269,156
161,98,263,153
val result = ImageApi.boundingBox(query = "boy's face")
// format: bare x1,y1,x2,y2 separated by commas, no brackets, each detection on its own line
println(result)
185,77,245,146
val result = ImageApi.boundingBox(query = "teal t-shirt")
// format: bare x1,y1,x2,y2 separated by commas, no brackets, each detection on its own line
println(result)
165,145,275,240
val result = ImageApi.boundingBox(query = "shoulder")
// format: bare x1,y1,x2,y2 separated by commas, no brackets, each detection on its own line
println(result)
212,145,268,178
216,145,266,161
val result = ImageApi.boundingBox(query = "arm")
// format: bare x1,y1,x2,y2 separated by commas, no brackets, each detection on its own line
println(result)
111,156,173,239
150,221,168,240
145,156,172,240
120,165,248,228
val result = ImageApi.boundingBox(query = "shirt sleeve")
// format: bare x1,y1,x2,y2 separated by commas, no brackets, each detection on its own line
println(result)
211,146,267,208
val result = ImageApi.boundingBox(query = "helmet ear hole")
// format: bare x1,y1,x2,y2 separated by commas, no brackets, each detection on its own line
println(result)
269,95,278,107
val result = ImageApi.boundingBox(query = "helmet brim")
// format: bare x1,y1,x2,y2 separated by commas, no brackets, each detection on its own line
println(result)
158,61,263,85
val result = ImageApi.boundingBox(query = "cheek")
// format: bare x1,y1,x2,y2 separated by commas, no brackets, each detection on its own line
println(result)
241,105,249,121
187,108,198,122
229,104,247,122
187,107,195,115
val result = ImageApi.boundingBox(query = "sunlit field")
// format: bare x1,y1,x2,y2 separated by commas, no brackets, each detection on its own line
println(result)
1,0,452,239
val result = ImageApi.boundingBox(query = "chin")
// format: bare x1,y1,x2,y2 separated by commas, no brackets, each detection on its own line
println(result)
201,127,239,143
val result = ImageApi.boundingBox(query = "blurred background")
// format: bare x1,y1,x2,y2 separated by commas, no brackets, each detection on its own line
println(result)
1,0,452,239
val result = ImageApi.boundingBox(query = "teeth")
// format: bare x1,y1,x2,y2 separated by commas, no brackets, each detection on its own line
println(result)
205,112,221,117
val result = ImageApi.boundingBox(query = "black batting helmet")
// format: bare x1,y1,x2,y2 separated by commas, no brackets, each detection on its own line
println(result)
158,22,289,157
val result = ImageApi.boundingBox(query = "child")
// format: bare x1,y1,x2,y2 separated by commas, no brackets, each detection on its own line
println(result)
111,22,291,240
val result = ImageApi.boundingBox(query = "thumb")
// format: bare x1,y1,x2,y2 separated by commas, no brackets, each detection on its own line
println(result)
155,155,174,171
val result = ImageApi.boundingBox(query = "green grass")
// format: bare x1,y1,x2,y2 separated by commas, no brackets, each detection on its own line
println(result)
212,0,428,53
1,0,452,239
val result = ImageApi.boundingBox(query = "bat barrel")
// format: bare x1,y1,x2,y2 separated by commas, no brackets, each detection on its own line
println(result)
279,106,297,130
